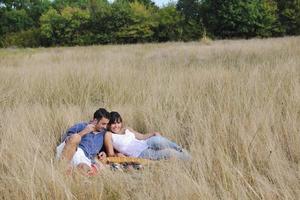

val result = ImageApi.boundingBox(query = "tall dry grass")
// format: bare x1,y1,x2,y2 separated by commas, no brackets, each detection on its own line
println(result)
0,37,299,199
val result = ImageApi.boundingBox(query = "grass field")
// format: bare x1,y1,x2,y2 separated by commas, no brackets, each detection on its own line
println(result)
0,37,300,199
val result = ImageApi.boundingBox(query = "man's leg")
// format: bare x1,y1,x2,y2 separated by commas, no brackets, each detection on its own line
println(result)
71,148,97,176
60,134,81,162
77,163,93,175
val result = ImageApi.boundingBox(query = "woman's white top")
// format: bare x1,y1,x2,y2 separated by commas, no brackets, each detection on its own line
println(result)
111,129,148,157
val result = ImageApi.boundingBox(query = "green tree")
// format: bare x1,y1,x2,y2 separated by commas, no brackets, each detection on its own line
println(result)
40,7,90,46
88,0,115,44
0,0,31,10
116,1,157,43
107,0,133,43
0,1,45,46
176,0,204,41
0,9,34,36
28,0,51,26
52,0,89,10
1,28,41,47
0,0,51,25
125,0,157,8
201,0,279,38
153,4,183,42
276,0,300,35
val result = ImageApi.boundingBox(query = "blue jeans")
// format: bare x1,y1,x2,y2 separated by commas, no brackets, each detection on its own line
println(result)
138,136,191,160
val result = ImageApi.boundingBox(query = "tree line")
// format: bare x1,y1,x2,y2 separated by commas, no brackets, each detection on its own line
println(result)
0,0,299,47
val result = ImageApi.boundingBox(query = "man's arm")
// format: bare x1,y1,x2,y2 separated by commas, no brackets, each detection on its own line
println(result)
77,124,96,137
62,123,95,142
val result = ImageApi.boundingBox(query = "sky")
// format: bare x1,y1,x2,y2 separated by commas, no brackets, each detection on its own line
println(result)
106,0,176,8
153,0,174,7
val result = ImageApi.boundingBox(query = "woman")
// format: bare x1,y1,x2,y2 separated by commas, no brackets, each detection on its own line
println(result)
104,112,191,160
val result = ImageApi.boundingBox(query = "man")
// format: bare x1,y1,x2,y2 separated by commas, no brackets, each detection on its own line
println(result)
56,108,110,175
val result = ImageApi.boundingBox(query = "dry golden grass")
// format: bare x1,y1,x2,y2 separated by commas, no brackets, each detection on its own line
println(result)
0,37,300,199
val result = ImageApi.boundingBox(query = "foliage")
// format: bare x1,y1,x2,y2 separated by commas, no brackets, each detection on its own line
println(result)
176,0,204,40
1,0,300,47
52,0,89,10
0,9,34,35
27,0,52,26
0,0,32,10
116,1,157,43
201,0,279,38
0,0,51,25
40,7,90,46
109,0,134,43
1,28,41,47
86,0,113,44
125,0,157,8
275,0,300,35
176,0,201,22
153,4,183,41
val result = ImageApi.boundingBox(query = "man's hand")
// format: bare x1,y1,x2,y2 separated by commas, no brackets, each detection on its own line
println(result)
78,124,96,137
84,124,96,133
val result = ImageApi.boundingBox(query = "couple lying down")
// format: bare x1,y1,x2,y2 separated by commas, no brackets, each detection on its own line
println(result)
56,108,191,175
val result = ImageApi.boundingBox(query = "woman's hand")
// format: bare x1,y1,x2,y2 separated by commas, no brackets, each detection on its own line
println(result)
116,153,126,157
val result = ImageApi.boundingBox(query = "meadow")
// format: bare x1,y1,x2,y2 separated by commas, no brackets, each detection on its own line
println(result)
0,36,299,199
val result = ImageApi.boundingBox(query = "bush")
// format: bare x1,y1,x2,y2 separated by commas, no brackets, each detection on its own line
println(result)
40,7,90,46
201,0,279,38
0,9,34,36
276,0,300,35
1,28,41,48
176,0,204,41
153,4,184,42
116,1,157,43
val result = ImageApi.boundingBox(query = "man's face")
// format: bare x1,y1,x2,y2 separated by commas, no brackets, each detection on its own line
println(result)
95,117,109,131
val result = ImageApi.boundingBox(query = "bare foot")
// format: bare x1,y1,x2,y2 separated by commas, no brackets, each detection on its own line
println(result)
66,164,73,176
87,164,99,176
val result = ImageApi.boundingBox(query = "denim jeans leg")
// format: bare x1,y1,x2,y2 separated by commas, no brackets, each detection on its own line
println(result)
139,148,191,160
146,136,183,151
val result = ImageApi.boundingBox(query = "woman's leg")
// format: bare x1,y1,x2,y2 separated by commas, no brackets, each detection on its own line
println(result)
146,136,183,151
139,148,191,160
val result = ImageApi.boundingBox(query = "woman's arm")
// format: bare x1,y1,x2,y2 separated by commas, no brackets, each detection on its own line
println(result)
128,127,160,140
104,132,116,157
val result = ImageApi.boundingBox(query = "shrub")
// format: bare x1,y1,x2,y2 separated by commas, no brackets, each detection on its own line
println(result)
201,0,279,38
40,7,90,46
1,28,41,48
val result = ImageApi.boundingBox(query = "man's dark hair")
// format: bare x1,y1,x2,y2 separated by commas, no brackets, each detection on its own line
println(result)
93,108,110,121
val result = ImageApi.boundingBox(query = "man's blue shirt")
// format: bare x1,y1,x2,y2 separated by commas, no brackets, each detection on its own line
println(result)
61,122,105,160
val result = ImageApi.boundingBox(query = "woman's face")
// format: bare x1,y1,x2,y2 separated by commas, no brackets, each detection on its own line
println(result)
109,121,122,133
